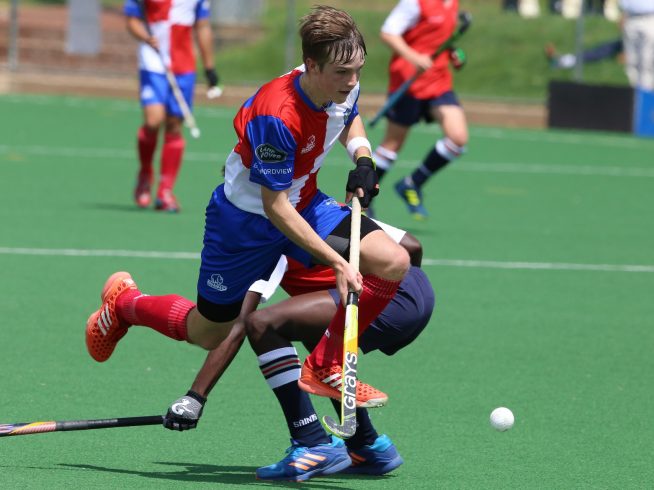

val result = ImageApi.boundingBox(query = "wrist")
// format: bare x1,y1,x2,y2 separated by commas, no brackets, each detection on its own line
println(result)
186,390,207,405
356,155,375,170
346,136,372,163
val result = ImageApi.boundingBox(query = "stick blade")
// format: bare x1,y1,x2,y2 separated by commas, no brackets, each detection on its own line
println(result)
322,415,356,439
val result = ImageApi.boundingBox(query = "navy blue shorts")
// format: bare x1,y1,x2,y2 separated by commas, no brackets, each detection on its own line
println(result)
198,185,349,306
329,266,435,356
386,90,460,127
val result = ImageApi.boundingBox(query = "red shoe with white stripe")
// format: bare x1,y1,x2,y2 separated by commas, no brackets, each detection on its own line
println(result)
298,359,388,408
85,272,138,362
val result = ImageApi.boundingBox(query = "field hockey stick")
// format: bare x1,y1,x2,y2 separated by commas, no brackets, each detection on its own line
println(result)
369,11,472,128
0,415,163,438
135,1,201,139
323,196,361,439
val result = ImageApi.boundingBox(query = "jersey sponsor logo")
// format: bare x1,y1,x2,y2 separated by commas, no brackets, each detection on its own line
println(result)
252,161,292,176
207,274,228,291
292,414,318,428
300,135,316,154
255,143,288,163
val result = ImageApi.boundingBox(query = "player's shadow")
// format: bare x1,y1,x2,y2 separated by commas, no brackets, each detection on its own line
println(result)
60,461,391,488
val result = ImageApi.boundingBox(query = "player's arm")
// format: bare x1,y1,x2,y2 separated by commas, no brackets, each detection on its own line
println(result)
381,31,432,71
125,14,158,49
380,0,430,71
261,187,361,305
339,115,379,207
194,18,220,89
162,291,260,431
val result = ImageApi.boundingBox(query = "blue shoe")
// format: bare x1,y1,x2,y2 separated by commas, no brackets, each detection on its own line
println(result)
343,434,404,475
394,178,428,220
256,435,352,481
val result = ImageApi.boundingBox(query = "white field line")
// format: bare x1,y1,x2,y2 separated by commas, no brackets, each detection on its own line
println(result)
1,247,653,273
1,144,652,178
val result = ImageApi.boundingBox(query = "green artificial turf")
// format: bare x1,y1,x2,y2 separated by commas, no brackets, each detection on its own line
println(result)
1,94,653,488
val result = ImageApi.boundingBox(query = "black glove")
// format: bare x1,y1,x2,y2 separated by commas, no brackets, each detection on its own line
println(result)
163,390,206,431
205,68,219,88
346,156,379,208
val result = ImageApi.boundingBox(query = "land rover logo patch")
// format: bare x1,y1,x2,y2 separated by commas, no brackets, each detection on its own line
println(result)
255,143,288,163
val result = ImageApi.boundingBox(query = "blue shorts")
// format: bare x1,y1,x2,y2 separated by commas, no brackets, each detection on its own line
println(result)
386,90,460,127
198,185,349,305
328,266,435,355
139,70,195,118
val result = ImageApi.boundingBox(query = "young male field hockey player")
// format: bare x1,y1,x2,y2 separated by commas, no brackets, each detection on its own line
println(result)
124,0,220,212
86,5,408,477
162,227,434,481
371,0,469,220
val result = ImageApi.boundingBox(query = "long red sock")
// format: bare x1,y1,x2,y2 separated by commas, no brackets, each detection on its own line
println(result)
116,289,193,341
158,132,185,195
307,275,401,368
137,125,158,180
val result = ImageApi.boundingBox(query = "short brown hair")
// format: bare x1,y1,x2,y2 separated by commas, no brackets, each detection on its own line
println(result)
299,5,367,68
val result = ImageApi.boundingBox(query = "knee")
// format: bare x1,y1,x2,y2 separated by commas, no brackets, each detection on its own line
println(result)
399,233,423,267
244,310,270,343
385,246,410,281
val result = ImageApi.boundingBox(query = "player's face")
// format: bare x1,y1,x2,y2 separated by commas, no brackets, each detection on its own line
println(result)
314,53,365,105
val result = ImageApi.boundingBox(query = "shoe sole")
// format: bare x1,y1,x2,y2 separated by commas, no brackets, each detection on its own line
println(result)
256,454,352,482
298,378,388,409
342,454,404,475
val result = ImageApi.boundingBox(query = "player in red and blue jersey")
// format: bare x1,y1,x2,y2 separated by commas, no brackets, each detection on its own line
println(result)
371,0,469,220
124,0,219,212
86,6,409,481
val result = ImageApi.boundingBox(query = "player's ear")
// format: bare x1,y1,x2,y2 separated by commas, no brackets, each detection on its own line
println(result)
305,57,319,74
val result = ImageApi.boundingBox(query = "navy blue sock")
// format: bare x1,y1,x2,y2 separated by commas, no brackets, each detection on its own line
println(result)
410,147,450,188
258,347,329,447
330,398,378,450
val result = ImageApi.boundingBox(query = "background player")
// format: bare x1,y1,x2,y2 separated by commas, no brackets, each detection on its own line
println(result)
124,0,220,212
162,229,434,481
371,0,469,220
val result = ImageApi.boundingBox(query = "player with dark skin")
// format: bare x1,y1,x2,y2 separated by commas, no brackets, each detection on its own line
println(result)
164,233,433,478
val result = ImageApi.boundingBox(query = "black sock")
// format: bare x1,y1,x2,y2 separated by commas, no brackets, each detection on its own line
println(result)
258,347,329,447
410,147,450,188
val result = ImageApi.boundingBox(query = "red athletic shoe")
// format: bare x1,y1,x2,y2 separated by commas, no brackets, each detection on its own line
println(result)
155,189,180,213
85,272,138,362
298,360,388,408
134,173,152,208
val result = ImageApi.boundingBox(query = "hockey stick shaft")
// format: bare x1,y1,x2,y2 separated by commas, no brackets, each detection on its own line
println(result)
369,12,472,128
135,1,200,138
0,415,163,438
323,196,361,438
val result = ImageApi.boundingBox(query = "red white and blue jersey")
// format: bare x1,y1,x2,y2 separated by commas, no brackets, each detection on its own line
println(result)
382,0,458,99
124,0,210,75
224,66,360,216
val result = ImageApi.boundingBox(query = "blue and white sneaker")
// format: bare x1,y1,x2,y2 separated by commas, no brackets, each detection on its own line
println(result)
394,178,428,220
256,435,352,482
343,434,404,475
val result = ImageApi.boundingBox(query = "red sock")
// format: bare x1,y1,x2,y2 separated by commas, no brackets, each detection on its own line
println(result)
307,275,401,368
116,289,193,341
137,126,158,179
158,132,185,195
